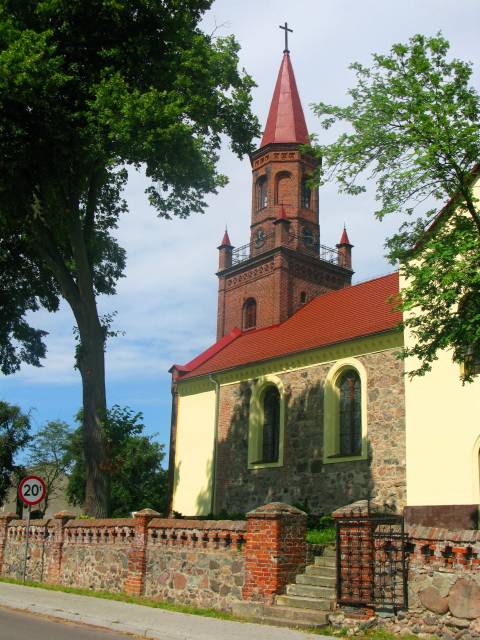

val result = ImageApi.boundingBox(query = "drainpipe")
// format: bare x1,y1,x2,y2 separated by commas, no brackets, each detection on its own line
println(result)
209,373,220,516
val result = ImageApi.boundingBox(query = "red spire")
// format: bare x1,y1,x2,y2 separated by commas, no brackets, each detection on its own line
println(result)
339,226,352,246
278,203,287,220
261,52,309,147
220,227,232,247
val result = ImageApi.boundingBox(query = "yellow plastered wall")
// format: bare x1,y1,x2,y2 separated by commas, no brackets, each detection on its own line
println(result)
171,389,216,516
403,178,480,507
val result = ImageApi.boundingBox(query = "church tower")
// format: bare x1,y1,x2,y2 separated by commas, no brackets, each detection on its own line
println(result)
216,42,353,340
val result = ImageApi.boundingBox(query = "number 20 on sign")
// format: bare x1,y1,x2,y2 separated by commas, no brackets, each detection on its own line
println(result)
18,475,46,583
18,475,46,506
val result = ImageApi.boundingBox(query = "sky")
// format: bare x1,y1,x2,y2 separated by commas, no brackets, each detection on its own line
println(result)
2,0,480,458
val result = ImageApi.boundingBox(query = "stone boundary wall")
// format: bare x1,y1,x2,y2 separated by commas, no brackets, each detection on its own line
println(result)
382,525,480,639
0,502,307,611
331,502,480,639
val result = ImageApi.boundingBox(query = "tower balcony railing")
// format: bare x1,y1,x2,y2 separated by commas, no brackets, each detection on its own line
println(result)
230,232,346,268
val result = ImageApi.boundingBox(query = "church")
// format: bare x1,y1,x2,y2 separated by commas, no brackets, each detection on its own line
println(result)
167,46,480,529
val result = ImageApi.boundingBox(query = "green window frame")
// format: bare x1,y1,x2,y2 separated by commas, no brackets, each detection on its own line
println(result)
248,376,285,469
323,359,368,464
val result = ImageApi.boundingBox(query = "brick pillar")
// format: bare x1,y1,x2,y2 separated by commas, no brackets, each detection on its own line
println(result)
0,513,17,574
46,511,74,584
333,500,374,606
124,508,160,597
273,214,291,247
243,502,307,604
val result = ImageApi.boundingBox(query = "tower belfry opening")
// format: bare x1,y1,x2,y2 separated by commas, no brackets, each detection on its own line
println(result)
216,47,353,340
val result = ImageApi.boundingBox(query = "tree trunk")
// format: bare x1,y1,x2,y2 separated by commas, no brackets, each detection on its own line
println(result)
76,310,110,518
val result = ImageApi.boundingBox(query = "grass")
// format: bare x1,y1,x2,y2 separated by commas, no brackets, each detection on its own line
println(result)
0,576,235,621
308,628,420,640
306,526,336,545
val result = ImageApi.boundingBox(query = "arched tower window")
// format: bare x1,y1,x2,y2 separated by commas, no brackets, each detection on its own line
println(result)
262,386,280,463
338,369,362,457
301,177,311,209
256,176,268,211
275,171,293,206
243,298,257,330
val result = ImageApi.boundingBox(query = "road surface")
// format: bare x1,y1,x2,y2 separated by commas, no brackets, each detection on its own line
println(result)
0,607,136,640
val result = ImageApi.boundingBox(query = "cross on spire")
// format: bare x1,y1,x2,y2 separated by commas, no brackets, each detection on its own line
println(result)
279,22,293,53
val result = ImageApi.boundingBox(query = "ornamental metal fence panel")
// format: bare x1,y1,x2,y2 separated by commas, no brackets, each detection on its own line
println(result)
335,514,408,613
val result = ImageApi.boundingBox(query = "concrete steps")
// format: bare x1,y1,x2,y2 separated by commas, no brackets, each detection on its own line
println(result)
232,602,329,628
233,545,337,631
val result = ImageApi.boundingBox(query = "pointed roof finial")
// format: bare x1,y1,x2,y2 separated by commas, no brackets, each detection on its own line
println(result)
278,203,287,220
279,22,293,53
220,226,232,247
339,225,352,246
260,50,309,147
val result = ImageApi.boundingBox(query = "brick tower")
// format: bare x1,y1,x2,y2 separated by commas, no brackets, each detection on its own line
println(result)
216,49,353,340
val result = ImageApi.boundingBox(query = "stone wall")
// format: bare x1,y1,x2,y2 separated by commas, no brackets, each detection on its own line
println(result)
144,518,246,610
61,519,133,592
215,347,405,515
383,525,480,639
0,502,307,612
1,519,55,582
330,506,480,640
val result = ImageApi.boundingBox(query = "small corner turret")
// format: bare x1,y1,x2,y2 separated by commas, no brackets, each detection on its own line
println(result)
218,227,233,271
336,226,353,271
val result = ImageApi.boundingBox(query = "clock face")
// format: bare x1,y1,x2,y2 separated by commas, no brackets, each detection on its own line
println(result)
255,228,266,248
301,226,314,247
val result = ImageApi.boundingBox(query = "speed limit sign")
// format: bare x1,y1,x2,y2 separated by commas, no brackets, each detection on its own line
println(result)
18,475,46,506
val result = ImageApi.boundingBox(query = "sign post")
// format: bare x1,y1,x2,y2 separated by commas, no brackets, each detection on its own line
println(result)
18,475,46,583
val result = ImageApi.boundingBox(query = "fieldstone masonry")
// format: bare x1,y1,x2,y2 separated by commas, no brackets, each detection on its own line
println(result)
0,502,308,613
215,347,405,515
331,504,480,639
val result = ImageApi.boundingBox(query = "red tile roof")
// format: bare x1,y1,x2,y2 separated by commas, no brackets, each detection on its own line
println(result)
173,273,401,380
338,226,351,246
260,52,309,147
219,228,232,247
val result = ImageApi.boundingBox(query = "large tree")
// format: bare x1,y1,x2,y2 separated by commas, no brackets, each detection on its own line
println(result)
309,34,480,380
66,406,168,518
0,401,31,506
0,1,259,515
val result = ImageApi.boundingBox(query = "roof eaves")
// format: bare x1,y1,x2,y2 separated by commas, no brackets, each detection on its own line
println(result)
169,326,242,375
179,325,402,383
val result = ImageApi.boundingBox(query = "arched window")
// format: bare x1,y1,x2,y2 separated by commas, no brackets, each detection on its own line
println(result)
256,176,268,211
301,177,311,209
338,369,362,456
275,171,293,206
323,360,367,463
248,376,285,468
243,298,256,330
300,291,307,304
262,386,280,463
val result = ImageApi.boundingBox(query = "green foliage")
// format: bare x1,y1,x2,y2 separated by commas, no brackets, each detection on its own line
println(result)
0,0,259,372
0,1,259,514
66,406,168,517
0,401,31,505
27,420,72,514
306,527,336,545
309,33,480,378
